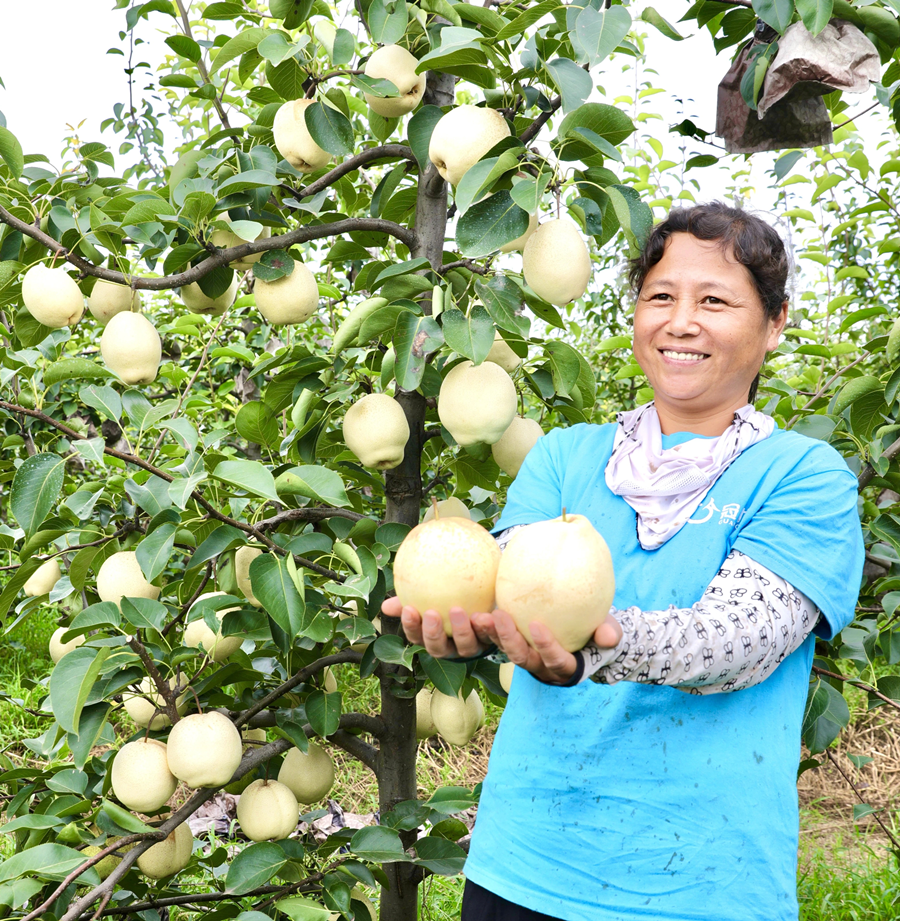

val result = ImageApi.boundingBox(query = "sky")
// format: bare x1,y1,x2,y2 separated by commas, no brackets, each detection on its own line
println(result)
0,2,890,208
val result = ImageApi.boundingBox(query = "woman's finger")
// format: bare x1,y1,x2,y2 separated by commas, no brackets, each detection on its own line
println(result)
381,596,403,618
491,609,539,668
420,609,456,658
399,605,426,646
593,615,623,648
469,612,498,648
448,607,483,657
529,622,577,682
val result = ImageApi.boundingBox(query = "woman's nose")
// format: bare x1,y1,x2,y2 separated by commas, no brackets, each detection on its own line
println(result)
664,299,700,335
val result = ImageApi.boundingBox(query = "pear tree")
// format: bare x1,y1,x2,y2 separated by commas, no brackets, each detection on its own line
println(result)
2,1,900,920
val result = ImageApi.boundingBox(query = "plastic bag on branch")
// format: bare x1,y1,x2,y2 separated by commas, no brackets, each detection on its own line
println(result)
716,19,880,154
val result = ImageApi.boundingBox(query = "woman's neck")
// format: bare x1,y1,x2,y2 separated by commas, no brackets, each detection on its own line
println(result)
654,400,749,437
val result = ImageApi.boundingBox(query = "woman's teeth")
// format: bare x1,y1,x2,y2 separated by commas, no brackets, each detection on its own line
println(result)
661,350,706,362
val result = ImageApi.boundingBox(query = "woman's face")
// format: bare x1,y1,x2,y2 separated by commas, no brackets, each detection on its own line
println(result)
632,232,787,429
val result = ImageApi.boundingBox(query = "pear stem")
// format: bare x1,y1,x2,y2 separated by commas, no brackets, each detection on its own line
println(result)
561,506,567,523
431,497,439,520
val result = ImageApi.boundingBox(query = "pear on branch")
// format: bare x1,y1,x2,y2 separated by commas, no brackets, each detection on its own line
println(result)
255,261,320,325
122,676,188,730
49,626,84,663
499,211,538,253
438,360,517,447
166,711,243,788
342,392,410,469
484,331,523,373
210,215,272,270
183,591,243,662
523,218,592,306
428,105,511,186
180,276,238,316
88,279,141,323
235,545,263,606
21,264,84,327
137,824,193,879
430,689,484,746
237,779,300,842
100,311,162,384
110,737,177,813
363,45,426,117
422,497,471,522
24,558,61,597
492,416,544,478
97,550,160,605
273,98,333,173
277,742,336,803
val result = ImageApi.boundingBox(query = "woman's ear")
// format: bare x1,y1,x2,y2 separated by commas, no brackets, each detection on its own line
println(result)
766,300,789,351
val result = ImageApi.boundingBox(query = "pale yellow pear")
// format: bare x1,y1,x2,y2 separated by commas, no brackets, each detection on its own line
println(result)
97,551,160,605
273,98,333,173
100,311,162,384
122,676,188,730
323,667,338,693
183,592,243,662
235,546,263,606
49,626,85,663
416,687,437,739
491,416,544,478
81,846,120,881
422,497,470,522
166,711,243,788
342,393,410,469
522,218,592,306
21,264,84,327
393,517,501,635
428,105,511,186
499,661,515,694
237,779,299,842
24,558,61,597
485,331,523,373
88,279,141,323
180,277,238,316
111,737,177,813
430,689,484,746
495,514,615,652
499,211,538,253
438,360,517,447
137,823,193,879
277,742,335,803
364,44,426,117
255,262,319,325
210,215,272,270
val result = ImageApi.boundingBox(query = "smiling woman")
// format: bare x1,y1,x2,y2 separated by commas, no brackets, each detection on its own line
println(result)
383,203,866,921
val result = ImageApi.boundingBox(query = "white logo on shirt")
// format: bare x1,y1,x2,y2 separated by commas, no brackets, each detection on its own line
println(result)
688,496,719,524
687,498,745,527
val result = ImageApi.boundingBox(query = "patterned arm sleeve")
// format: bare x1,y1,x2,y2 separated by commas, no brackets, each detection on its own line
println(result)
573,550,820,694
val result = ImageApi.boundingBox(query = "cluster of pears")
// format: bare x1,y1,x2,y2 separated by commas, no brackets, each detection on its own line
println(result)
394,504,615,655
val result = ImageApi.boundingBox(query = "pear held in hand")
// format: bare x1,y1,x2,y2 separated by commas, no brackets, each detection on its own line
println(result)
495,512,615,652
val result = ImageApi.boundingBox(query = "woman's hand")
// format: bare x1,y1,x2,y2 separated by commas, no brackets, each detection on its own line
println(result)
381,598,624,686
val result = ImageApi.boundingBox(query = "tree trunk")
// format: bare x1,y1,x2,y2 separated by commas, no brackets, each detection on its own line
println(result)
377,67,455,921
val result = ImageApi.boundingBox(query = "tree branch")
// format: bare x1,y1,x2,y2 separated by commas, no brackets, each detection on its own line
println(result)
255,506,370,531
437,260,489,276
519,95,563,146
858,433,900,490
330,729,379,772
173,0,232,131
285,144,416,201
812,665,900,714
126,635,181,725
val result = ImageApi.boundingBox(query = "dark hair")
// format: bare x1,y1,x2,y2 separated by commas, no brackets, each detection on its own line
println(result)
628,202,789,403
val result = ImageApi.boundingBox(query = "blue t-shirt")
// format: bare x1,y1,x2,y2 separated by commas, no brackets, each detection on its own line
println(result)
464,422,863,921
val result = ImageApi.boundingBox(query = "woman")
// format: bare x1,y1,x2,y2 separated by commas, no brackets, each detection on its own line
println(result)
383,203,864,921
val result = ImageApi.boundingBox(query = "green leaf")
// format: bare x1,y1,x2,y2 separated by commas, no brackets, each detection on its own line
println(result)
43,358,113,386
558,103,635,160
350,826,410,862
136,523,177,582
795,0,833,34
226,842,287,894
605,184,652,253
250,554,305,639
393,313,444,392
425,785,478,813
305,690,341,737
640,6,684,40
121,197,177,225
48,646,110,735
0,126,24,178
189,524,246,569
475,276,528,336
212,460,281,504
572,5,632,66
275,896,332,921
802,678,850,754
218,169,278,194
419,653,466,697
252,248,294,282
441,306,495,364
408,105,443,170
545,340,581,397
275,465,350,507
456,191,530,258
833,375,882,415
101,799,156,833
269,0,315,29
166,34,202,61
546,57,593,113
304,102,354,157
120,597,169,633
236,401,280,447
266,57,307,100
368,0,409,44
495,0,557,41
10,454,65,540
209,27,268,75
414,836,467,875
79,384,122,420
753,0,794,33
0,843,101,886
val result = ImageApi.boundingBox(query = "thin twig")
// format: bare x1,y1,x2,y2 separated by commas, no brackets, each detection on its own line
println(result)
824,749,900,851
812,666,900,715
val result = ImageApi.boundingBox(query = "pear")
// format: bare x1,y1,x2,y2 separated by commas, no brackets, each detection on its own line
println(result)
522,218,592,306
342,393,410,469
110,737,177,813
180,276,238,316
428,105,511,186
24,558,61,597
422,497,471,522
255,262,319,325
81,846,121,881
88,279,141,323
438,360,517,447
273,98,333,173
235,546,263,606
430,689,484,746
484,331,523,373
491,416,544,478
122,676,188,730
100,311,162,384
277,742,335,804
21,264,84,327
500,211,538,253
210,216,272,271
363,44,426,117
393,516,501,635
137,823,193,879
183,592,243,662
495,513,615,652
49,626,85,663
323,667,338,693
96,551,160,605
166,711,243,789
237,779,299,842
416,687,437,740
499,661,515,694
